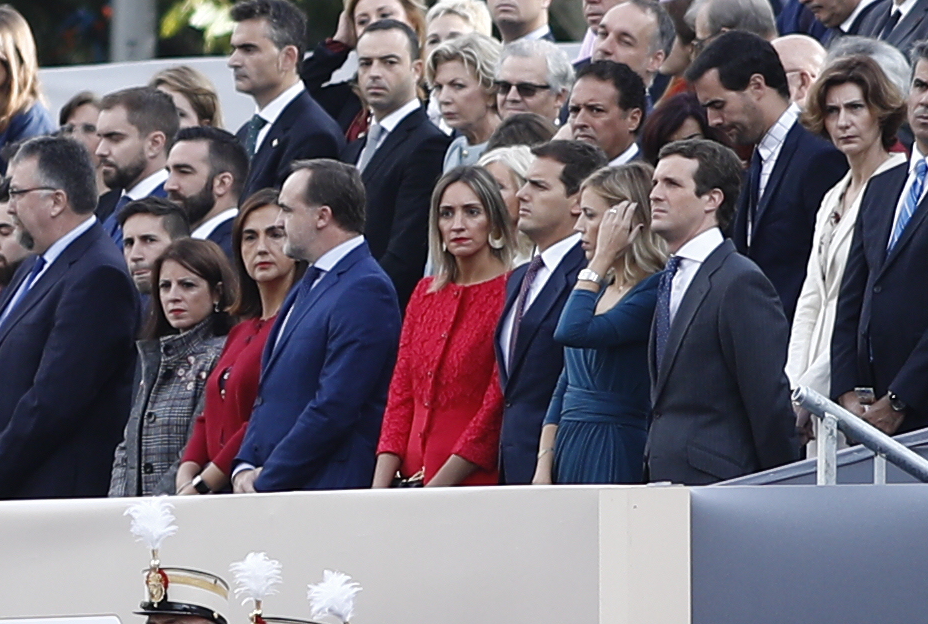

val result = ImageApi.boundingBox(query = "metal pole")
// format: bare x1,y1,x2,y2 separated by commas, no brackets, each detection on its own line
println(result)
110,0,157,61
793,386,928,483
817,413,838,485
874,453,887,485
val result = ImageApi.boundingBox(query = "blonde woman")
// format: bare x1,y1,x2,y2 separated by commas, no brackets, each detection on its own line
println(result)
478,145,534,263
534,163,667,485
374,166,513,487
427,33,502,170
150,65,224,128
0,6,54,170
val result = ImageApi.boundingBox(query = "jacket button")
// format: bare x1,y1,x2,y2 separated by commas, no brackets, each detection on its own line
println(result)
146,411,156,423
424,401,430,407
427,371,433,377
143,463,154,474
873,285,882,293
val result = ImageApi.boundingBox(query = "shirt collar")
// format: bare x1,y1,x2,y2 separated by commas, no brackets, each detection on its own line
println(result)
520,24,552,41
840,0,881,31
124,168,168,200
374,98,421,133
609,143,640,166
896,0,917,15
757,103,800,161
673,227,724,264
257,81,305,125
42,215,96,266
538,232,581,272
191,208,238,239
909,145,927,173
313,235,365,273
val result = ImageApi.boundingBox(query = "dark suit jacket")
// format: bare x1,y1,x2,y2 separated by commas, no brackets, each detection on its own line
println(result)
301,42,362,134
100,181,168,248
235,241,401,491
495,242,586,484
822,0,890,42
647,239,797,485
0,222,138,498
859,0,928,55
733,121,847,321
201,213,235,260
341,106,451,309
237,90,345,200
831,161,928,433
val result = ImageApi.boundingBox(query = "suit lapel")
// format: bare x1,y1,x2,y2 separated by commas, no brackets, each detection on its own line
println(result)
754,123,801,230
880,191,928,275
495,264,526,389
652,240,734,399
889,0,928,44
362,107,424,180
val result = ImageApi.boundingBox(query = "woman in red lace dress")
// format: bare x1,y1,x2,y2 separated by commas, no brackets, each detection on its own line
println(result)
175,189,303,494
373,166,514,487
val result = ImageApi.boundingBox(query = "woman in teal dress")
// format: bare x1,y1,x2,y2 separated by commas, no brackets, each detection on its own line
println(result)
533,162,667,485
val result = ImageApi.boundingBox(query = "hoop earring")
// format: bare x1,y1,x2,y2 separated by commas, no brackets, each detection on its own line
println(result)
442,241,448,252
488,231,505,250
213,301,220,313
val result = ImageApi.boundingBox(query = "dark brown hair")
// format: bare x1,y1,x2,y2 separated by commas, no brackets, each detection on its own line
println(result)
144,238,238,339
229,188,306,319
803,54,906,150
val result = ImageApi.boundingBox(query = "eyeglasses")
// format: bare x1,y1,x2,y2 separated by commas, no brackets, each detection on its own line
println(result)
8,186,58,203
495,80,552,98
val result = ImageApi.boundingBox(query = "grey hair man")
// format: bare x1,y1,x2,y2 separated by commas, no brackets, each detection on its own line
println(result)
592,0,675,87
496,39,574,122
686,0,777,57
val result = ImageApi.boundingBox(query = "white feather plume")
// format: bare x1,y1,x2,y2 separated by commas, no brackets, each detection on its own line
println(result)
230,552,283,605
124,497,178,550
307,570,361,623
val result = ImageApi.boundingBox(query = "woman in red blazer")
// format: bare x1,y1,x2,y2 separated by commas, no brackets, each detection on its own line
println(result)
373,166,514,487
175,189,304,494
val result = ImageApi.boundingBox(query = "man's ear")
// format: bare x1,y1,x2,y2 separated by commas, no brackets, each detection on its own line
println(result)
211,171,235,198
568,193,582,217
146,131,167,159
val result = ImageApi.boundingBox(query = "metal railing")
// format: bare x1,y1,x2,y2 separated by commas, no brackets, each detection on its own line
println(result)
792,386,928,485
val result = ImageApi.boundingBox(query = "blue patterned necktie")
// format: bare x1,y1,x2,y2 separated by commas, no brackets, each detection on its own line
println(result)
655,255,682,372
888,158,928,251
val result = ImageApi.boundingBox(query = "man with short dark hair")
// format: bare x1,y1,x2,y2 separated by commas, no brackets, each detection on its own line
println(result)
165,126,248,257
592,0,675,90
229,0,345,199
233,159,401,492
487,0,555,43
569,60,647,165
498,140,607,485
96,87,179,246
687,31,847,320
646,138,797,485
341,19,450,309
119,197,191,296
0,135,138,499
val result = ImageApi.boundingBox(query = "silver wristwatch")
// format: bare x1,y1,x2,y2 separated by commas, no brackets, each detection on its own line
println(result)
577,268,604,286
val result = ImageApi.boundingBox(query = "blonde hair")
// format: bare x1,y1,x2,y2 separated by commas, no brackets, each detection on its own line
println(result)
429,166,514,291
149,65,225,129
426,32,502,95
581,162,667,286
346,0,428,41
427,0,493,37
0,5,42,128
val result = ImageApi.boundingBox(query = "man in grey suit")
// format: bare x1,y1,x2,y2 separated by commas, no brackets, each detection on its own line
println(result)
859,0,928,56
646,138,797,485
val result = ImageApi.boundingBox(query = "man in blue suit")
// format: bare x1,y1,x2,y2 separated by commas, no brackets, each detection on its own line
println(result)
0,136,138,499
232,159,401,492
687,31,847,321
229,0,345,200
496,140,607,484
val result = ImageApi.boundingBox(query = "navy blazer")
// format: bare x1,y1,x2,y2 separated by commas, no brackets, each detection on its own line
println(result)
859,0,928,55
100,181,168,248
733,121,847,320
495,241,586,484
341,106,451,309
0,222,138,499
647,240,797,485
831,161,928,433
236,241,401,491
202,213,235,260
237,90,345,200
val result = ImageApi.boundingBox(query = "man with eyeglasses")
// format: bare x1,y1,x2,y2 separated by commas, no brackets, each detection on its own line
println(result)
495,39,574,123
0,178,29,293
0,135,138,499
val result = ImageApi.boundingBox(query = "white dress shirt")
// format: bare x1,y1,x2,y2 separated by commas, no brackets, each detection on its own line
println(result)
521,24,553,41
123,169,168,203
356,97,421,166
253,81,305,153
840,0,883,31
499,232,580,371
668,227,724,323
750,103,799,245
191,208,239,240
0,216,96,326
609,143,640,167
889,146,928,238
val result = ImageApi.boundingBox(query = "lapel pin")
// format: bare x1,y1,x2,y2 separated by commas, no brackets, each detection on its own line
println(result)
271,138,279,148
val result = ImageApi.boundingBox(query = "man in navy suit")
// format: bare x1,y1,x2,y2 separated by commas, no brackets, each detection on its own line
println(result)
0,136,138,499
95,87,178,247
229,0,345,200
497,140,607,484
688,31,847,321
832,42,928,435
165,126,248,258
232,159,401,492
341,19,450,309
